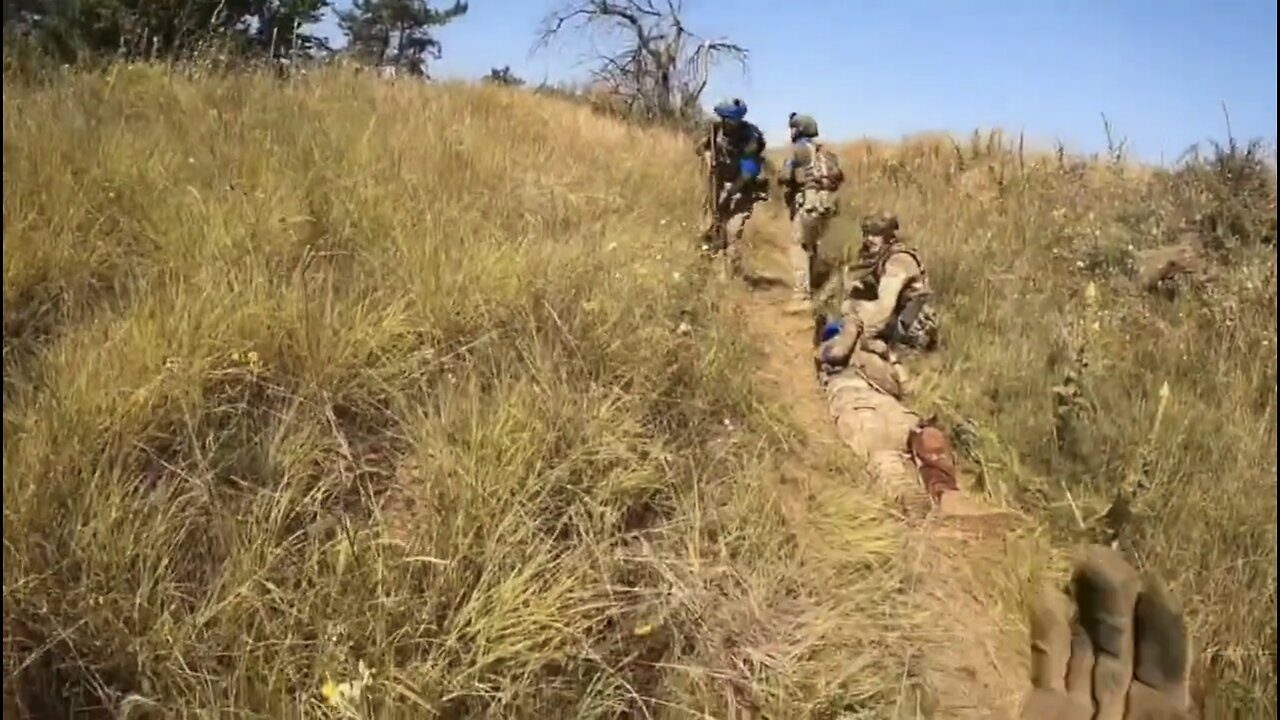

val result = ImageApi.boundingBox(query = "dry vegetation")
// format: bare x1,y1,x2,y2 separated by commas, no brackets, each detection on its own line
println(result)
4,63,1276,720
812,129,1277,718
3,66,920,718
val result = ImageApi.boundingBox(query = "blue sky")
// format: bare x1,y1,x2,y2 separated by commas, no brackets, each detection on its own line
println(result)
316,0,1277,163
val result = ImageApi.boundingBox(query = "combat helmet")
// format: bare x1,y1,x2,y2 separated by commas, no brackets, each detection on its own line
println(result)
713,98,748,121
788,112,819,139
860,212,900,238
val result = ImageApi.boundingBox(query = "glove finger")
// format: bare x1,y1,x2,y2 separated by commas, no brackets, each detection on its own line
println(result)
1073,545,1142,720
1019,688,1084,720
1029,586,1074,691
1133,574,1192,708
1065,616,1095,705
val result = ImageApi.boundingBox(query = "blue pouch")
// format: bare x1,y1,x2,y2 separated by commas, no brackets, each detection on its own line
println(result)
820,318,844,342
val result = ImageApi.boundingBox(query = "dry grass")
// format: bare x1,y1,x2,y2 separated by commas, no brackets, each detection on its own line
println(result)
813,131,1277,718
3,67,916,718
5,64,1275,720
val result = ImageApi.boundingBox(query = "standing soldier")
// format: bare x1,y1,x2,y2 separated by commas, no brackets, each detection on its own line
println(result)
777,112,845,313
694,98,768,278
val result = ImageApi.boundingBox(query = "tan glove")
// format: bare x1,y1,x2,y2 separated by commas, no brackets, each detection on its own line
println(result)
1020,545,1194,720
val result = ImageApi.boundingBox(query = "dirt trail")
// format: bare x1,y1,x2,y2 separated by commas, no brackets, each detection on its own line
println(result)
731,211,1029,719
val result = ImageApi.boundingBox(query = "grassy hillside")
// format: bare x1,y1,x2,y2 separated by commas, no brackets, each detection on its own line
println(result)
4,64,1275,720
3,67,915,718
815,131,1277,717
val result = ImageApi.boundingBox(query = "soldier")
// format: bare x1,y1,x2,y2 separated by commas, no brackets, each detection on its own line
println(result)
816,312,913,400
777,112,845,312
850,212,938,348
694,98,768,277
819,212,939,372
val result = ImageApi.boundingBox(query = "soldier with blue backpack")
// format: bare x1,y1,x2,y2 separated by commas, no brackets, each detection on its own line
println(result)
695,98,768,277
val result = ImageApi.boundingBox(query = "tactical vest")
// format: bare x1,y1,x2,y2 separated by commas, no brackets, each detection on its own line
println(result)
794,142,843,219
874,245,937,350
798,142,843,191
846,242,923,287
872,244,925,280
711,123,764,171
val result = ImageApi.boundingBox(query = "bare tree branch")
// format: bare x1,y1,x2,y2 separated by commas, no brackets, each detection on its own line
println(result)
535,0,748,122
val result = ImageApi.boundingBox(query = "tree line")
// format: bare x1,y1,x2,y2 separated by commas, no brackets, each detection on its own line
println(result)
1,0,469,76
3,0,745,123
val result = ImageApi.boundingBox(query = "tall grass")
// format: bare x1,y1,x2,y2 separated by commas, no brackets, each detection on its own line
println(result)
3,67,911,718
818,130,1277,718
5,61,1274,720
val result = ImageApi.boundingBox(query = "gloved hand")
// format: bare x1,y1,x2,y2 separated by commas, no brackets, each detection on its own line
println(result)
751,176,770,201
1020,545,1194,720
816,315,863,371
719,179,748,212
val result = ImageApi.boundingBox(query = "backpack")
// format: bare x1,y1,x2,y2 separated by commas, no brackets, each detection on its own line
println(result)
799,142,844,218
806,142,843,190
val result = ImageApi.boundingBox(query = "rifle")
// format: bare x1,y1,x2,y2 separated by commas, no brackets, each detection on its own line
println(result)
701,123,726,252
889,291,933,347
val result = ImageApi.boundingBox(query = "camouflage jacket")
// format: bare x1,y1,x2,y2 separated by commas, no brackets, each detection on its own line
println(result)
778,138,845,213
777,139,828,186
694,119,766,182
861,241,925,284
816,240,928,314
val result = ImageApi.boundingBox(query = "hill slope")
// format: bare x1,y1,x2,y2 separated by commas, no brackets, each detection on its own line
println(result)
4,67,1275,719
3,67,922,718
819,132,1277,718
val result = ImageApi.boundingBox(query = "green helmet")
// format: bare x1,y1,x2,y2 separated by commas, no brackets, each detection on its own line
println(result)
860,212,900,238
788,112,819,139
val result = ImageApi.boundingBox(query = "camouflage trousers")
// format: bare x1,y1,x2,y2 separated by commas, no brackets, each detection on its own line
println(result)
823,360,922,500
708,187,756,276
789,209,832,298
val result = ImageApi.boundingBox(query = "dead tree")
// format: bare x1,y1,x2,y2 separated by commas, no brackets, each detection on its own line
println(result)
536,0,747,122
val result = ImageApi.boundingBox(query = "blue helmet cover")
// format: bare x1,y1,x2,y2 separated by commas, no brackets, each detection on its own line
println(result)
713,98,747,120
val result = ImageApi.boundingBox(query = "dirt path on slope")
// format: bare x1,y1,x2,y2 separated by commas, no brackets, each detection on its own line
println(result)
730,211,1029,719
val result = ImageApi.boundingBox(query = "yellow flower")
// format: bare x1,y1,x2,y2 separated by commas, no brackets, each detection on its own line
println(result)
321,675,341,706
320,660,373,711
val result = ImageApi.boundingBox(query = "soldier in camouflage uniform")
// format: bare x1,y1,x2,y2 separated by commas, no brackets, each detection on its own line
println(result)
817,212,939,376
694,98,768,277
776,113,846,312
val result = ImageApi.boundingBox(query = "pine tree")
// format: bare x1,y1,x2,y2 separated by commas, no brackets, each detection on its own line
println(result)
336,0,466,77
2,0,332,61
249,0,332,58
